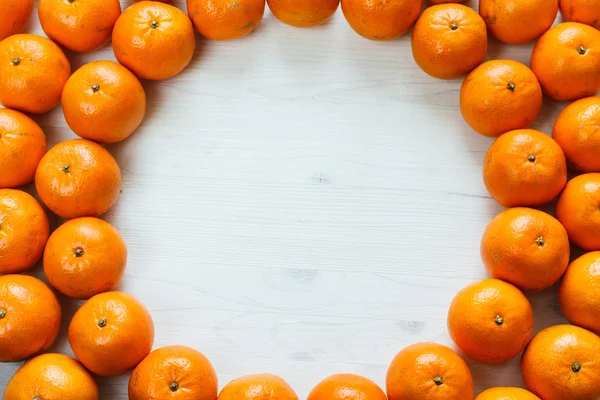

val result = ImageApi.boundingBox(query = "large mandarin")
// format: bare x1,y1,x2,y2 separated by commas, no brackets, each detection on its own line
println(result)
268,0,339,28
187,0,266,40
308,374,386,400
0,0,34,41
560,0,600,30
218,374,298,400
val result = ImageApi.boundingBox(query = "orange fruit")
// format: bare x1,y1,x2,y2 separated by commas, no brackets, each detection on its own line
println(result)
341,0,422,41
0,108,46,188
0,189,49,274
0,34,71,114
68,291,155,377
479,0,558,44
482,129,567,208
113,1,196,80
129,345,218,400
431,0,468,3
481,208,570,291
552,96,600,172
187,0,266,40
35,139,122,219
559,252,600,335
4,353,99,400
268,0,339,28
0,275,61,362
521,325,600,400
475,387,541,400
412,4,487,80
38,0,121,53
556,173,600,251
560,0,600,30
460,60,542,137
447,278,534,363
308,374,386,400
62,60,146,144
386,342,474,400
44,217,127,299
218,374,298,400
531,22,600,101
0,0,34,41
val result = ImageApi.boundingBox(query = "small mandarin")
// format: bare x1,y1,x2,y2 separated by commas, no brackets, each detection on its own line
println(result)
0,0,34,41
483,129,567,208
460,61,542,137
309,374,386,400
521,325,600,400
412,4,487,79
129,345,218,400
68,291,155,377
268,0,339,28
0,108,46,188
187,0,265,40
0,189,49,274
552,96,600,172
341,0,422,41
386,342,474,400
218,374,298,400
447,279,534,363
481,208,570,291
0,34,71,114
559,251,600,335
531,22,600,101
4,353,99,400
555,173,600,251
560,0,600,30
475,387,541,400
44,217,127,299
0,275,61,362
62,60,146,144
35,139,122,219
38,0,121,53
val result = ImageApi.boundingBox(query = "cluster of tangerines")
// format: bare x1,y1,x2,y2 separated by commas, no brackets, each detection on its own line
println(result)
1,0,600,399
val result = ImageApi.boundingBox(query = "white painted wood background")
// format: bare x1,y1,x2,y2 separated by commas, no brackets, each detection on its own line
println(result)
1,1,570,398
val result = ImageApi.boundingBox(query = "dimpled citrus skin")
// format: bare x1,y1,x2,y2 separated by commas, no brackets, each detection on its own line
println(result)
0,34,71,114
35,139,122,219
475,387,541,400
187,0,266,40
129,345,218,400
460,60,542,137
0,275,61,362
113,1,196,80
44,217,127,300
386,342,474,400
559,252,600,335
0,189,49,274
479,0,558,44
0,0,33,40
308,374,386,400
521,325,600,400
447,279,534,363
0,109,46,188
62,60,146,144
555,173,600,251
552,96,600,172
4,353,99,400
38,0,121,53
481,208,570,291
531,22,600,101
560,0,600,30
412,4,487,79
483,129,567,208
218,374,299,400
268,0,339,28
341,0,422,41
68,291,155,377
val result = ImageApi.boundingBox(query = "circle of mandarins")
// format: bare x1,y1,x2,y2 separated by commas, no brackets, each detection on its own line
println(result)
2,0,600,398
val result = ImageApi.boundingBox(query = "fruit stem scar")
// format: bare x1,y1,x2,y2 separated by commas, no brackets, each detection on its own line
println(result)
528,155,536,162
494,315,504,325
62,165,70,173
578,46,586,55
75,248,84,257
536,236,545,246
507,82,515,91
169,382,179,392
92,83,100,92
433,376,443,386
11,58,20,66
0,309,5,319
572,362,581,373
150,21,159,29
450,23,458,31
33,397,41,400
97,318,107,328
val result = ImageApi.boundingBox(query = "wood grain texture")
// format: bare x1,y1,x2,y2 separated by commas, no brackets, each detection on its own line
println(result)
1,1,570,398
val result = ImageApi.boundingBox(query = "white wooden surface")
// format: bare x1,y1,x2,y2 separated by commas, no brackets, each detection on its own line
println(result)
1,1,569,398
